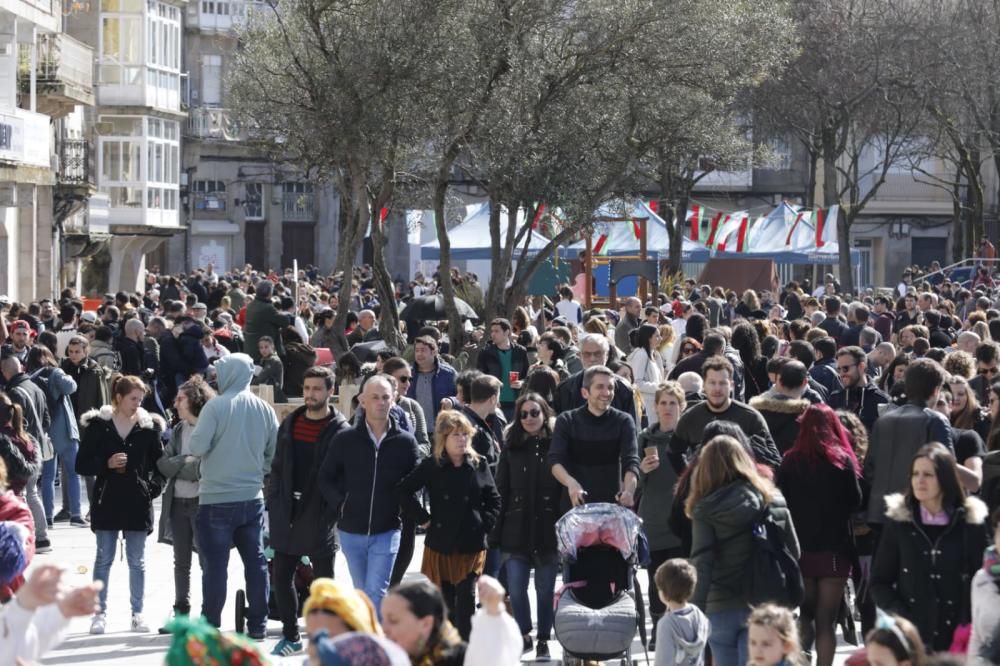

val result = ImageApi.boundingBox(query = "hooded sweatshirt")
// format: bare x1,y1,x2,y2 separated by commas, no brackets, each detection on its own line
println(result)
189,353,278,505
654,604,710,666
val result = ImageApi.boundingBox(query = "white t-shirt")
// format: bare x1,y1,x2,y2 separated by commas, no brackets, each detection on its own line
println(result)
556,299,582,323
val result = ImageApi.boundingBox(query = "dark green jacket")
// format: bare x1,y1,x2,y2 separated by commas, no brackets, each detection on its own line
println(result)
243,297,290,361
690,480,799,613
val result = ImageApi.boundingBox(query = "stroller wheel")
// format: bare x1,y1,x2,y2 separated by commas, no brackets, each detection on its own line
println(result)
234,589,247,634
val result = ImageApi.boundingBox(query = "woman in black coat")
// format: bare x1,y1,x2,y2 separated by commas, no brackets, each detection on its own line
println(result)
490,393,561,657
399,410,501,641
871,442,990,652
76,375,165,634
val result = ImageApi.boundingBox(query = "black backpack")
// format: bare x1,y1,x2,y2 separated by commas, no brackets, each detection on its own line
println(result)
744,506,804,608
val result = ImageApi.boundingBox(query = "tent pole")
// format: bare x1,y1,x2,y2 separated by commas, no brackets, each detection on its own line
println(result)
585,234,593,308
639,216,648,304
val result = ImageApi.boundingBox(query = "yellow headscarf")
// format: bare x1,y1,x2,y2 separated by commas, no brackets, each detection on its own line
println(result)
302,578,383,636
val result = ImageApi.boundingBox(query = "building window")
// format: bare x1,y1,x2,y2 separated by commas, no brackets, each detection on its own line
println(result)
193,179,227,211
282,182,313,217
201,55,222,106
244,182,263,219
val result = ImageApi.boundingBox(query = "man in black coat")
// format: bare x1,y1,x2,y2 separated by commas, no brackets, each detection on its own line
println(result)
748,361,811,455
267,367,348,654
460,375,504,477
555,333,636,424
318,375,420,615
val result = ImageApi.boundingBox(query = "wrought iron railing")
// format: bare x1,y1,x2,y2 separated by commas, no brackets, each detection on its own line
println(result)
58,138,91,186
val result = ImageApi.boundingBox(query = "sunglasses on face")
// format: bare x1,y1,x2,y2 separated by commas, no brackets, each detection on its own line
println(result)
979,367,998,376
396,375,412,383
520,409,541,419
837,364,856,373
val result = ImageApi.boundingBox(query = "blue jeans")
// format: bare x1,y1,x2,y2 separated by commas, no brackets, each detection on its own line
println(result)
94,530,146,614
504,556,558,640
196,499,269,632
708,607,751,666
337,529,400,617
43,442,82,519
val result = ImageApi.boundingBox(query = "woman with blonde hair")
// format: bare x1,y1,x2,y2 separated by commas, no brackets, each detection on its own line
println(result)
656,325,676,374
687,435,799,666
399,410,501,641
949,374,991,439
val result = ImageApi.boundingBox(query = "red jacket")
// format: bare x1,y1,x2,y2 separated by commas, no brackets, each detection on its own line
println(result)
0,491,35,601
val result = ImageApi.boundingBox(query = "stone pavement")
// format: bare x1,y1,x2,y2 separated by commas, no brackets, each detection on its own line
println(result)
31,496,861,665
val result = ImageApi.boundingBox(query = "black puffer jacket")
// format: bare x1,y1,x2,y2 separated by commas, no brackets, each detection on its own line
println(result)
490,427,561,559
76,406,165,534
871,493,990,651
400,455,501,554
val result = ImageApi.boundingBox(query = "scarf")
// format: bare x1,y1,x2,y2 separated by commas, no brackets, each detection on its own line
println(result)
984,545,1000,577
414,621,463,666
919,505,950,526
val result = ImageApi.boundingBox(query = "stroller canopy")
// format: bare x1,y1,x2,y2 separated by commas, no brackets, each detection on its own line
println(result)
556,503,643,562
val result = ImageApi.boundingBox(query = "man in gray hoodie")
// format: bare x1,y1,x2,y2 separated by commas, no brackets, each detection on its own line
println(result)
190,353,278,637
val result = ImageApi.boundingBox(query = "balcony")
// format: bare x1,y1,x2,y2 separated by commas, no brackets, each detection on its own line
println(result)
186,106,245,141
58,138,92,186
54,137,96,229
18,34,95,119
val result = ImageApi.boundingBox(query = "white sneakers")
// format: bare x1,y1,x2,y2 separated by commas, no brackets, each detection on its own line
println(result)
91,612,150,634
131,614,150,633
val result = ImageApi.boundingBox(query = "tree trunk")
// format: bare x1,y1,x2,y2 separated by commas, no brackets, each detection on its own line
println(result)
821,133,854,293
330,172,369,357
370,208,405,352
432,176,464,348
482,201,509,324
805,148,818,208
967,149,985,252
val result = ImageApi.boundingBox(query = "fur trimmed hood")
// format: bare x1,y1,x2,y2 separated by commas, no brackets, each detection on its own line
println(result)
80,405,166,432
749,394,811,414
883,492,989,525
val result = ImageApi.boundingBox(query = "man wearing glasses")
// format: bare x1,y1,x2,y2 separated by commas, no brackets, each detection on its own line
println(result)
828,346,890,432
969,341,1000,405
554,333,636,422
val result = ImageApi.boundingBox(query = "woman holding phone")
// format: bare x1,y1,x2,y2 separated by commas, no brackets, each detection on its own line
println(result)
76,375,165,636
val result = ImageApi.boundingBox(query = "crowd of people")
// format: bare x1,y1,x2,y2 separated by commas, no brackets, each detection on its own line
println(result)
0,260,998,666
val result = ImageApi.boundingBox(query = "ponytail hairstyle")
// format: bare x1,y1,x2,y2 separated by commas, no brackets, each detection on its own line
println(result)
110,374,148,407
0,393,27,440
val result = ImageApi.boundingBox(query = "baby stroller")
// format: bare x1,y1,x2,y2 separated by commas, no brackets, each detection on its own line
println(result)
234,530,316,633
553,503,648,665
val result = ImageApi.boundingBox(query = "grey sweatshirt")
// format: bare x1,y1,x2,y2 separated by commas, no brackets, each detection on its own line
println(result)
654,604,710,666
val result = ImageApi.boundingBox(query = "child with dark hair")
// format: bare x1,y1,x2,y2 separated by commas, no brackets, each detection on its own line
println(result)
652,559,709,666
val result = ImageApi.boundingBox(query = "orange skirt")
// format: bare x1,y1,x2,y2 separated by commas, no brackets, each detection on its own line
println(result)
421,547,487,586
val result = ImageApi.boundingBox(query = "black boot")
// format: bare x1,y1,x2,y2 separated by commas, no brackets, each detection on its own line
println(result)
649,612,663,651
